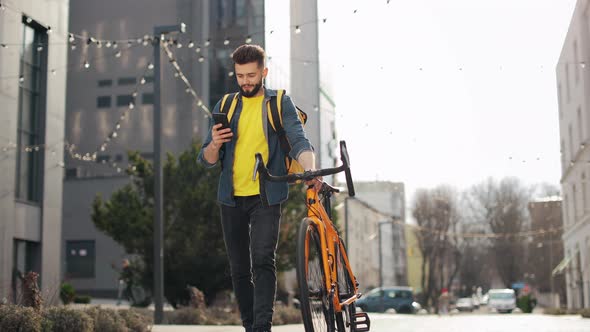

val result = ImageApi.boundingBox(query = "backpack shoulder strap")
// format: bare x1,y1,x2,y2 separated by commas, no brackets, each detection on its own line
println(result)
267,89,291,153
220,93,239,121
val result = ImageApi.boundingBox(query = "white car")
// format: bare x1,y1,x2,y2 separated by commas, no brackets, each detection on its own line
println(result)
487,289,516,313
456,297,475,312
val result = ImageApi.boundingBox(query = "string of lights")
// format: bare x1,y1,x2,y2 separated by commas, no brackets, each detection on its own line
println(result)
65,58,155,168
161,41,212,117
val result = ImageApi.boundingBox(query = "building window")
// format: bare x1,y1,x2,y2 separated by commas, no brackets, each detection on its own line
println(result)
578,107,584,146
558,84,563,119
15,17,48,203
566,64,571,103
574,41,580,85
117,77,137,86
98,79,113,87
569,124,574,162
95,155,110,163
573,184,578,221
142,93,154,105
65,240,95,278
96,96,111,108
116,95,134,107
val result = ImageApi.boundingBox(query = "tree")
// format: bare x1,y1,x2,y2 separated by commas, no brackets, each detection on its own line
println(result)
466,177,531,288
411,185,462,310
92,143,230,307
92,142,308,307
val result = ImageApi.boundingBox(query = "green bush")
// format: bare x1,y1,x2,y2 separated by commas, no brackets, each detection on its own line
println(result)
43,306,94,332
516,295,533,313
74,295,92,304
84,307,127,332
0,305,43,332
60,283,76,305
118,309,153,332
273,304,302,325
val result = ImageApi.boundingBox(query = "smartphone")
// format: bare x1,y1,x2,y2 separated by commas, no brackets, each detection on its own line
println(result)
212,113,230,130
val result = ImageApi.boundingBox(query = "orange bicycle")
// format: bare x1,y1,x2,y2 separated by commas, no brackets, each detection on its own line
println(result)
255,141,370,332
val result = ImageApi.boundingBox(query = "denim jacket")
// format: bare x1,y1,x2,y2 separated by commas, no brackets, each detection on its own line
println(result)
197,88,313,207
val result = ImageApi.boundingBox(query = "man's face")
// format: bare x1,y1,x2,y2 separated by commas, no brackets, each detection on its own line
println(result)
235,62,267,97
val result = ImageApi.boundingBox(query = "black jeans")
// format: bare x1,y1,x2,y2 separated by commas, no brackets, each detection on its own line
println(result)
220,195,281,331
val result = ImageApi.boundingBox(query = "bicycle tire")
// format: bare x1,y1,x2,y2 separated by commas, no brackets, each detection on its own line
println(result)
335,240,357,332
297,218,336,332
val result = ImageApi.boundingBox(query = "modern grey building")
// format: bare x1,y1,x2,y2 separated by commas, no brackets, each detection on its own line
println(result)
63,0,264,297
556,0,590,310
0,0,68,304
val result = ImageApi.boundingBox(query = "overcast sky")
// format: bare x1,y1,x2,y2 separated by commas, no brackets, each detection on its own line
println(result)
314,0,577,199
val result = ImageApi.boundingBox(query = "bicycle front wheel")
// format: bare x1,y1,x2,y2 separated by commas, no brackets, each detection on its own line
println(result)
297,218,335,332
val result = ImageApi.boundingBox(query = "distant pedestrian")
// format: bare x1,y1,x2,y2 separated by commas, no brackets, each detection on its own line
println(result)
438,288,450,315
114,258,133,305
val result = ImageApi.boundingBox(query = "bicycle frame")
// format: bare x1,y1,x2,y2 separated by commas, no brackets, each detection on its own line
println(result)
304,185,360,313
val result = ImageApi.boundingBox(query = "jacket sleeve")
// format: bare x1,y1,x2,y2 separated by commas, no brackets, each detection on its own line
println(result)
281,94,314,160
197,100,223,168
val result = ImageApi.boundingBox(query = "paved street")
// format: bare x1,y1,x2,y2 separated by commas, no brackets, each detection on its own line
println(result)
152,313,590,332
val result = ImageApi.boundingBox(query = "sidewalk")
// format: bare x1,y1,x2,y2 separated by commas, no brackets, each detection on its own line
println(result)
152,324,303,332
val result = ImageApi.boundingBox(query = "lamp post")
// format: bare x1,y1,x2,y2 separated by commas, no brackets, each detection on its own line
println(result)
152,22,185,324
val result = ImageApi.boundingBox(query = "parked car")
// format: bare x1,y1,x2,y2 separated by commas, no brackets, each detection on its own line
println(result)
487,288,516,313
356,286,416,313
455,297,475,312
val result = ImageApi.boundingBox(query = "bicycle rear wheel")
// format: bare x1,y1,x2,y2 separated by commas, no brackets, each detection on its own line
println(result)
297,218,335,332
335,240,357,332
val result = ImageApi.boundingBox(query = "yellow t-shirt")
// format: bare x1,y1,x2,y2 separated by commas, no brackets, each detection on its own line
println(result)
233,95,269,196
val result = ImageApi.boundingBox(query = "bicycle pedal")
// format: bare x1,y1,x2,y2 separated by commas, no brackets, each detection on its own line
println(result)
353,312,370,331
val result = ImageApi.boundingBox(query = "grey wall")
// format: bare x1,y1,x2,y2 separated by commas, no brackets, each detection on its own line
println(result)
0,0,69,303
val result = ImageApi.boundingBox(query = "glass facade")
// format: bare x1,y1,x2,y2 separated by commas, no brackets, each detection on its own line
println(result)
15,18,47,203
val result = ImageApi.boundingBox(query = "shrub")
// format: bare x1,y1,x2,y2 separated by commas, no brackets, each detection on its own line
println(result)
43,306,94,332
0,304,43,332
544,307,568,315
60,283,76,305
118,309,153,332
168,307,208,325
85,307,128,332
74,295,92,304
273,304,302,325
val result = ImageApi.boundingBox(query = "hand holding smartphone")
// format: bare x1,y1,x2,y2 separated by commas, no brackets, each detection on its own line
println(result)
213,113,230,130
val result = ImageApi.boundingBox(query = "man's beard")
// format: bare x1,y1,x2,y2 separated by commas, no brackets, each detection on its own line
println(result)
240,81,263,97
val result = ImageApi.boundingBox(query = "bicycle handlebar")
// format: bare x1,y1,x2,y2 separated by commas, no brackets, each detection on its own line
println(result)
254,140,356,197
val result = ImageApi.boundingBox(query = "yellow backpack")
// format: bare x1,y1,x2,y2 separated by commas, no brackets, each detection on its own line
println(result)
220,89,308,175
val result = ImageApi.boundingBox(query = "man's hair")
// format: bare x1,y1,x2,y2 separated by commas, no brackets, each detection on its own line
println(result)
231,44,265,68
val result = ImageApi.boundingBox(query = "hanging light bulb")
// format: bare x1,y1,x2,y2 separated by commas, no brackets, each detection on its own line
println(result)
105,41,112,48
197,100,203,106
100,145,106,152
26,16,32,23
295,26,301,34
132,91,138,97
68,33,75,43
174,72,179,78
140,77,146,85
70,43,77,50
185,88,190,93
37,44,43,52
18,75,24,83
116,123,121,129
51,69,56,75
112,41,118,49
228,71,234,77
176,41,183,48
198,56,205,63
112,132,118,138
195,47,201,53
245,36,252,44
46,26,52,34
223,38,230,45
84,60,90,69
148,62,154,70
204,39,211,47
129,102,135,109
115,50,122,58
187,41,194,48
96,40,102,48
